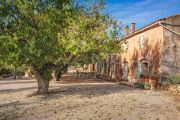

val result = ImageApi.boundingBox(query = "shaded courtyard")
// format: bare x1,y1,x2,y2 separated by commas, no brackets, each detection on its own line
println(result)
0,73,180,120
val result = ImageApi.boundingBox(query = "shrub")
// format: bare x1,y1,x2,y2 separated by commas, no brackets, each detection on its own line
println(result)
168,74,180,85
144,83,151,89
0,68,12,77
134,82,145,89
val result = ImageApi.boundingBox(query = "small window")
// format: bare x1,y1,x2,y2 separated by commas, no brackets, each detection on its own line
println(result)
140,34,145,49
121,43,128,51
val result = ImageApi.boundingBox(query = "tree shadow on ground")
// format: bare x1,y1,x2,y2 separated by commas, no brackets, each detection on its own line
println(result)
0,87,37,94
40,82,139,101
0,101,31,108
0,80,37,85
0,101,32,120
0,76,35,81
0,74,141,101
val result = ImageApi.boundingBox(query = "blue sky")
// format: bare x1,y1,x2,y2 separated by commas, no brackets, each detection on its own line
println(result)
105,0,180,29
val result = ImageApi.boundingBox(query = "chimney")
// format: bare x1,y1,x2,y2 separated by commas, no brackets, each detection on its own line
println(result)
124,25,129,36
130,23,136,33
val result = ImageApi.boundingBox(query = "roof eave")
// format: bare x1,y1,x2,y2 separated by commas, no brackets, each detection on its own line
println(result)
116,21,162,43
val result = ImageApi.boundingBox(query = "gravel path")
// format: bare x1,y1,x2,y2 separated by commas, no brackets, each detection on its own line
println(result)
0,74,180,120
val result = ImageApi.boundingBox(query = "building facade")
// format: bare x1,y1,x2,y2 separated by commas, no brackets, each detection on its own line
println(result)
88,14,180,84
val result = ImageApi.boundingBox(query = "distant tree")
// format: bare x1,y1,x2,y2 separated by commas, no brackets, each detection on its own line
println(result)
54,0,122,80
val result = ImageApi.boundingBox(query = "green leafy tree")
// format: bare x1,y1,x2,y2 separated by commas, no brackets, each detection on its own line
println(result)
0,0,122,94
55,0,122,80
0,0,68,94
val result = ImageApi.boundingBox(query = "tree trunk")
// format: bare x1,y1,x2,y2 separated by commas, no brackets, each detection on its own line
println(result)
37,79,49,94
64,67,68,73
13,68,17,80
37,75,49,94
34,71,49,94
54,68,61,81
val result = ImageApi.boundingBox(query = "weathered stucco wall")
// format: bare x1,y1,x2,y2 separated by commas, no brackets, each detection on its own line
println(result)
161,15,180,80
87,15,180,84
119,26,164,83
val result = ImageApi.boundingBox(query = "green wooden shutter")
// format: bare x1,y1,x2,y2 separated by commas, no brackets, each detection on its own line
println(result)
137,63,142,80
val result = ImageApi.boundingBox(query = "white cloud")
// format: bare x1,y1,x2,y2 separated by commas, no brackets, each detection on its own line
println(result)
106,0,180,28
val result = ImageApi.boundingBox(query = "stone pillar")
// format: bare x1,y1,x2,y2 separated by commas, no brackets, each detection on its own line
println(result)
110,64,112,77
104,62,107,75
87,64,90,72
102,62,104,75
25,69,32,78
98,63,100,74
95,63,98,72
83,64,86,70
90,64,92,72
100,62,103,75
106,61,109,75
112,63,116,79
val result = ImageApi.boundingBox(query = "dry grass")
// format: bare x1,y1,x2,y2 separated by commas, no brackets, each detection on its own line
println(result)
0,73,180,120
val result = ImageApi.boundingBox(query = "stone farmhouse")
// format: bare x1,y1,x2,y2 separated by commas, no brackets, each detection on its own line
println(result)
87,14,180,85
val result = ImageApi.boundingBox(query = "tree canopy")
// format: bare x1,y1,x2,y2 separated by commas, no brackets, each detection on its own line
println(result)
0,0,123,94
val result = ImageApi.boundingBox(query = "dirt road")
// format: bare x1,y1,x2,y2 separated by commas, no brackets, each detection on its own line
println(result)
0,74,180,120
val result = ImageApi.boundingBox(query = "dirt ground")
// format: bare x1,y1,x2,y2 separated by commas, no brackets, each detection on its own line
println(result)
0,73,180,120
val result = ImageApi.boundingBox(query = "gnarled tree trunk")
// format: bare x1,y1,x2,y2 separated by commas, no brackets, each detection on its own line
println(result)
53,65,69,81
36,73,49,94
13,68,17,80
33,68,50,95
54,68,62,81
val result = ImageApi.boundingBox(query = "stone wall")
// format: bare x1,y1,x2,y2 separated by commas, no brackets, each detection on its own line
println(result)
119,26,164,83
86,15,180,84
160,15,180,80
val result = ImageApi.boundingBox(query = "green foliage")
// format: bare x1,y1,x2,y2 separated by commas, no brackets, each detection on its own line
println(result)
0,68,12,77
168,74,180,85
134,82,151,89
58,3,121,66
134,82,145,89
144,83,151,89
42,70,53,81
0,65,27,77
0,0,66,75
0,0,122,81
